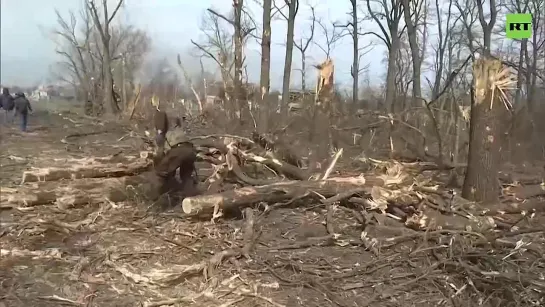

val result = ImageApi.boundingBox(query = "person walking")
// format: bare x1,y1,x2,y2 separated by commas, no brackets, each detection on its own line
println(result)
1,87,15,124
13,92,32,132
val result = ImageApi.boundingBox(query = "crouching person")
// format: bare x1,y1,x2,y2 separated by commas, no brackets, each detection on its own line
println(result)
14,92,32,132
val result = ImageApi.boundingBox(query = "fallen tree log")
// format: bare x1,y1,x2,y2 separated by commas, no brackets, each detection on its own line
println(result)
1,178,128,208
3,171,199,209
21,158,152,183
182,176,387,216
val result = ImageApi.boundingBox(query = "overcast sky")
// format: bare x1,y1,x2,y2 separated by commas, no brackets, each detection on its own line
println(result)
1,0,387,90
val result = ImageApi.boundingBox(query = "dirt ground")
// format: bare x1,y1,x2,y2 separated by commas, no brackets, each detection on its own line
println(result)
1,103,544,307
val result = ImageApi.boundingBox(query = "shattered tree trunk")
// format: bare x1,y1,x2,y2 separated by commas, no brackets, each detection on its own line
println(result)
313,59,337,156
182,176,386,216
462,57,509,203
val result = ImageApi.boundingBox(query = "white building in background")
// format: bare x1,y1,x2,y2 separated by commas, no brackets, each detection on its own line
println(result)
30,85,50,101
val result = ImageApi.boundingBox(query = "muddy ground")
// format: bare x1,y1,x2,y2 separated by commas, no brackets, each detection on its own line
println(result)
1,103,544,307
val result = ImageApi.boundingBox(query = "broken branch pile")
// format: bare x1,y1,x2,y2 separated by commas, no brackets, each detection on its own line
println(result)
2,132,544,237
2,130,545,306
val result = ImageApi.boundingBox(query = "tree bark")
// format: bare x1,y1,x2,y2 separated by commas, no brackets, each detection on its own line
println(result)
400,0,422,101
350,0,358,106
1,178,128,208
384,36,399,112
259,0,272,99
21,158,152,183
233,0,244,122
102,44,118,114
280,0,298,114
88,0,123,115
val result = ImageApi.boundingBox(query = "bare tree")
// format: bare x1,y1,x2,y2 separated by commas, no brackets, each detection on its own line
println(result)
87,0,124,115
51,2,149,115
192,11,235,85
293,6,316,92
51,7,94,108
394,39,413,103
454,0,479,54
233,0,245,120
512,0,545,111
363,0,404,112
430,0,458,99
314,18,342,59
400,0,427,101
260,0,273,99
475,0,497,56
334,0,363,106
192,5,255,120
349,0,360,106
527,0,545,114
274,0,299,112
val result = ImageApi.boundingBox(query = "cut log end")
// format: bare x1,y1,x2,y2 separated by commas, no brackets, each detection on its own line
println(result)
181,199,193,214
182,195,223,215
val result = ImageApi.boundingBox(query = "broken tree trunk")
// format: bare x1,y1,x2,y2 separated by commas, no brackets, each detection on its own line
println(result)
21,158,152,183
462,56,512,203
182,176,386,216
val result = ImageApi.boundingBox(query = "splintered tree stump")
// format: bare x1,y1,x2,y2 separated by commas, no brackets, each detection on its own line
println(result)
21,158,153,183
182,176,386,216
462,56,511,203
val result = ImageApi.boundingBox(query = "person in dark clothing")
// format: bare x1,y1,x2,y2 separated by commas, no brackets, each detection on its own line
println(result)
13,92,32,132
153,108,169,159
1,87,15,124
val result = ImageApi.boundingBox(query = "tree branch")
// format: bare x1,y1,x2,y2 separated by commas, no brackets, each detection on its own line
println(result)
108,0,124,25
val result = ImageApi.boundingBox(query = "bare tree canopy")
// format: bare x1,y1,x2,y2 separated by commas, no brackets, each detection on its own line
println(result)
51,1,150,115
